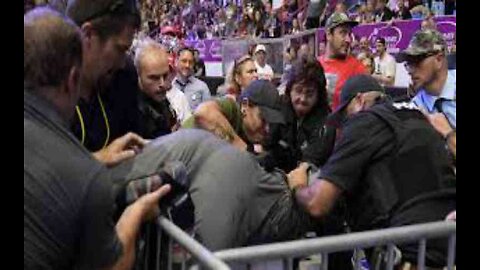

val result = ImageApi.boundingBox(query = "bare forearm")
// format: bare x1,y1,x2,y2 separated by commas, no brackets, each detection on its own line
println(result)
293,180,341,218
447,132,456,159
295,186,319,216
107,205,144,270
194,102,246,149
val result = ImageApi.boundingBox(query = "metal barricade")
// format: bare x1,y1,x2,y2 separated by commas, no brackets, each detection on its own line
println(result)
213,221,456,270
154,216,230,270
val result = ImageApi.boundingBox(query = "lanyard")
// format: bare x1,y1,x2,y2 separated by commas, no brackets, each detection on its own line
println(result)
75,92,110,149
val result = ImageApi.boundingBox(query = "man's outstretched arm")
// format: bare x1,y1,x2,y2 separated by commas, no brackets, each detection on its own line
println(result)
194,100,247,150
288,163,342,218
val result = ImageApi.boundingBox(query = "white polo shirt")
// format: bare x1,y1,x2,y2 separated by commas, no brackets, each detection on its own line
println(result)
255,61,274,81
166,87,192,124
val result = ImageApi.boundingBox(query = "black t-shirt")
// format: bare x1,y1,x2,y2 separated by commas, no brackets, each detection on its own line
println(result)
24,91,121,269
320,103,455,231
137,93,177,139
267,102,335,172
71,58,141,152
376,7,395,22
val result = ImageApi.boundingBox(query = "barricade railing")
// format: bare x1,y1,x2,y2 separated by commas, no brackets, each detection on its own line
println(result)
212,221,456,270
155,216,230,270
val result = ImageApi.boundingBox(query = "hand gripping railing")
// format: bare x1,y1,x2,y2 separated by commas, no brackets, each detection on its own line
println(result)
214,221,456,270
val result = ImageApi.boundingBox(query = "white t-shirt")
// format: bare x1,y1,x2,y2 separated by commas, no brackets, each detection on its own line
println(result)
255,61,274,81
166,87,192,124
374,53,396,85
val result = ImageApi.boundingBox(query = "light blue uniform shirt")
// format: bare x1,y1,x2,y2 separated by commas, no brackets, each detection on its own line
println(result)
411,70,456,128
173,76,212,111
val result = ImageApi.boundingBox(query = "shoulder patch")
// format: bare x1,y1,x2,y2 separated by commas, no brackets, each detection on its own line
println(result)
392,102,421,111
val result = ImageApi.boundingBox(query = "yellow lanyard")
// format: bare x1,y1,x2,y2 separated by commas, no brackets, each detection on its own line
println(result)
75,92,110,149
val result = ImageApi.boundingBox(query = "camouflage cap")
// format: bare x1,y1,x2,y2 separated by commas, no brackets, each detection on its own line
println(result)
397,29,447,62
325,12,359,31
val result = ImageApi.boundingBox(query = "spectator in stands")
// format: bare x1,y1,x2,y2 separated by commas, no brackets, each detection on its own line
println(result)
297,42,313,58
393,0,412,20
305,0,327,29
374,0,395,22
265,3,281,37
173,47,212,110
66,0,149,167
134,38,192,138
421,14,437,30
358,52,376,74
318,12,367,109
399,29,456,129
290,17,302,34
364,0,377,23
24,8,171,270
410,0,430,19
222,54,259,100
354,3,368,24
254,44,275,81
334,1,348,14
372,37,396,86
358,36,372,56
274,57,336,172
279,46,298,95
182,80,286,153
450,32,456,54
193,48,206,77
288,74,456,268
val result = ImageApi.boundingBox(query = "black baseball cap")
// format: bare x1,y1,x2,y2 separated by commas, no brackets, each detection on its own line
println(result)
327,74,385,125
239,80,286,124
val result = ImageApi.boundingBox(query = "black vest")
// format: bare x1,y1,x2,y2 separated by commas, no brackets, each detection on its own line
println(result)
347,102,456,231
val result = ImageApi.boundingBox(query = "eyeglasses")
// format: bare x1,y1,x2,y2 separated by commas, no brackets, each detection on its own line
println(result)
81,0,140,24
403,51,439,71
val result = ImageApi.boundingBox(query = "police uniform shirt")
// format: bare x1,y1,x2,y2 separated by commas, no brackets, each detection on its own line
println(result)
411,70,456,128
173,76,211,111
319,103,455,231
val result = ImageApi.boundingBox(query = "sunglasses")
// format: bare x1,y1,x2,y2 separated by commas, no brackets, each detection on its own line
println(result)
81,0,140,23
403,51,439,70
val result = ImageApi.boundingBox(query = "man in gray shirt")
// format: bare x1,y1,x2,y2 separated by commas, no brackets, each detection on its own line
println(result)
112,129,316,250
173,47,212,110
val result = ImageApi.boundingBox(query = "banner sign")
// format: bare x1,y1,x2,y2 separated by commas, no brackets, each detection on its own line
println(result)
186,16,455,62
184,39,223,62
317,16,456,54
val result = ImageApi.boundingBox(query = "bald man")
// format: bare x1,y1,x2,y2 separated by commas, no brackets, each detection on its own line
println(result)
133,39,192,138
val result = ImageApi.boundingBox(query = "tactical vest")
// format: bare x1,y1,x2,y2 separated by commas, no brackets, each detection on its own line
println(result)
346,102,456,231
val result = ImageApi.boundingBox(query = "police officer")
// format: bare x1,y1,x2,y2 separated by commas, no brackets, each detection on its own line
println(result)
288,74,456,268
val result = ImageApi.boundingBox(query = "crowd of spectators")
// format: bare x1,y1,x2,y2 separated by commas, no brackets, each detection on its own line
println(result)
25,0,456,41
137,0,457,40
